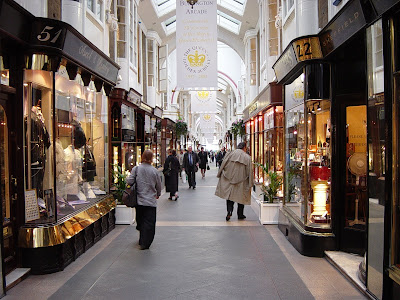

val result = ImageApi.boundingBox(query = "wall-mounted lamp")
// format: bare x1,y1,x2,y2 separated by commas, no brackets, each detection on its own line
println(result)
317,103,322,111
187,0,198,9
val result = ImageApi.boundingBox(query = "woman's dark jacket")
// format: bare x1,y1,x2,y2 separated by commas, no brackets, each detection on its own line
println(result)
163,155,180,193
198,151,208,169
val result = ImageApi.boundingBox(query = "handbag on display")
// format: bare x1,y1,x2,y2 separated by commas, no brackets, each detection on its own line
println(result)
122,167,138,208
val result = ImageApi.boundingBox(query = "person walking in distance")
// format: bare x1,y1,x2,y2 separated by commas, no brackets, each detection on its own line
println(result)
216,147,227,168
198,147,208,179
163,149,180,201
127,150,161,250
215,142,254,221
182,146,199,189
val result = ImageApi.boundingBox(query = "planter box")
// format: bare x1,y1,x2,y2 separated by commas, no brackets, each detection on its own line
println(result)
285,202,302,217
115,205,136,225
251,193,281,224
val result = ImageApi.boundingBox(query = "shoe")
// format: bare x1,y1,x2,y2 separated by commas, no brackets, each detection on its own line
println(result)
193,186,196,190
189,186,192,189
139,245,149,250
168,197,173,201
238,215,246,220
175,196,179,201
226,212,232,221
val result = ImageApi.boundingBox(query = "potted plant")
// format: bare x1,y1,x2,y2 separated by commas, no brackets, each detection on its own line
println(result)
231,119,245,139
251,163,283,224
285,163,302,215
175,118,188,138
111,165,135,225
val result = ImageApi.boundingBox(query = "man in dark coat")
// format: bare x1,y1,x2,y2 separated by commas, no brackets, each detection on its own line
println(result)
182,146,199,189
163,149,181,200
216,147,227,168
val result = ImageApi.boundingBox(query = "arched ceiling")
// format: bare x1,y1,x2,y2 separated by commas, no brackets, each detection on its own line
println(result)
138,0,259,61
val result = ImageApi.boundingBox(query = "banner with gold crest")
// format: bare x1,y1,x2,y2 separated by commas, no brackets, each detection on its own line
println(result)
190,90,217,113
199,113,215,129
176,0,218,88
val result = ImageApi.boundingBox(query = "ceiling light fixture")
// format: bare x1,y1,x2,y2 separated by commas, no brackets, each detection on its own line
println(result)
311,104,316,114
187,0,198,9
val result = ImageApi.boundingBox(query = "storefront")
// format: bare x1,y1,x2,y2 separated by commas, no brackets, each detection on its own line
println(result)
243,83,283,184
0,0,120,278
272,0,400,298
109,88,162,184
160,118,176,166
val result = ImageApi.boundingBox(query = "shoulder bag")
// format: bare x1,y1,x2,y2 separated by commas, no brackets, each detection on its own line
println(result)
122,167,138,207
163,161,172,177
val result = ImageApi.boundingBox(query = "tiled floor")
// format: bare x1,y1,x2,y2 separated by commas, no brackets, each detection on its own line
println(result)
5,166,366,300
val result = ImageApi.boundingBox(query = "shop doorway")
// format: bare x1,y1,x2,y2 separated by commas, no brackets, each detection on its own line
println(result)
337,102,368,255
0,89,18,275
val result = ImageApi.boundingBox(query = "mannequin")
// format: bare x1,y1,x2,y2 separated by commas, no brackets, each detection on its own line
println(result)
30,100,51,198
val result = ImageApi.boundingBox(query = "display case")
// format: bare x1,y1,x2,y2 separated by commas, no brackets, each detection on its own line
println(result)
23,64,110,223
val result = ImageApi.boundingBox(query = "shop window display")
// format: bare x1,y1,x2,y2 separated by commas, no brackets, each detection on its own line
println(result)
24,62,109,223
305,100,331,226
285,103,306,220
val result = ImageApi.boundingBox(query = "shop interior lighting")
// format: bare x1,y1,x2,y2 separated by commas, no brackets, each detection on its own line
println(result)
311,104,316,113
317,103,322,111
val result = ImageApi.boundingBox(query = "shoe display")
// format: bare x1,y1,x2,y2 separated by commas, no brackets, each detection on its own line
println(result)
226,212,232,221
238,215,246,220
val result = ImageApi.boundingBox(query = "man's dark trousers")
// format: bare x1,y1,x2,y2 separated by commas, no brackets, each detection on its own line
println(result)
187,166,196,188
226,200,244,217
136,205,157,248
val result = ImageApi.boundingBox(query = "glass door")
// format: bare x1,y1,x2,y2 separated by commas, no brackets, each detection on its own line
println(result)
0,97,15,281
340,104,368,254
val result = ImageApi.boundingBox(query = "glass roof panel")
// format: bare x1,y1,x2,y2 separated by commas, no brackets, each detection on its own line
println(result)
217,10,241,34
153,0,175,17
218,0,246,16
162,15,176,35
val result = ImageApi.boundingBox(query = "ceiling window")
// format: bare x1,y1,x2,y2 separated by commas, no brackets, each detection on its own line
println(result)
217,10,241,34
162,15,176,36
218,0,246,16
153,0,175,17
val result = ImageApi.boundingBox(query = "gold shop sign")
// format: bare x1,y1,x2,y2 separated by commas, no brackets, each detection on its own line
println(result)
292,37,323,62
249,102,258,115
273,35,321,82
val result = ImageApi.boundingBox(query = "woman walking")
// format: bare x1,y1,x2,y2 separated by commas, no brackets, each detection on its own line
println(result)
164,149,181,200
127,150,161,250
198,147,208,178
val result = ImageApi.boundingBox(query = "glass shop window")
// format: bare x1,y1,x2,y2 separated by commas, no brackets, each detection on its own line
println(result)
284,103,305,221
305,100,331,227
0,57,9,86
23,62,109,224
23,69,55,223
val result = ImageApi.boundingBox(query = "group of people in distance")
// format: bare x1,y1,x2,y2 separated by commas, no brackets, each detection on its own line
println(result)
126,142,253,250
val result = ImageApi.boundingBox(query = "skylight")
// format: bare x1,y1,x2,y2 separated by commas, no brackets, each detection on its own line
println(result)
153,0,175,17
162,15,176,35
217,10,241,34
218,0,246,16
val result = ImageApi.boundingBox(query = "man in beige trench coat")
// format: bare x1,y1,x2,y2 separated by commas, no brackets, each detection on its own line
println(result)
215,142,254,221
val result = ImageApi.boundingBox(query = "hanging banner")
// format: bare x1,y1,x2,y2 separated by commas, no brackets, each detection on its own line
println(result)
199,113,215,129
176,0,218,88
190,91,217,113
